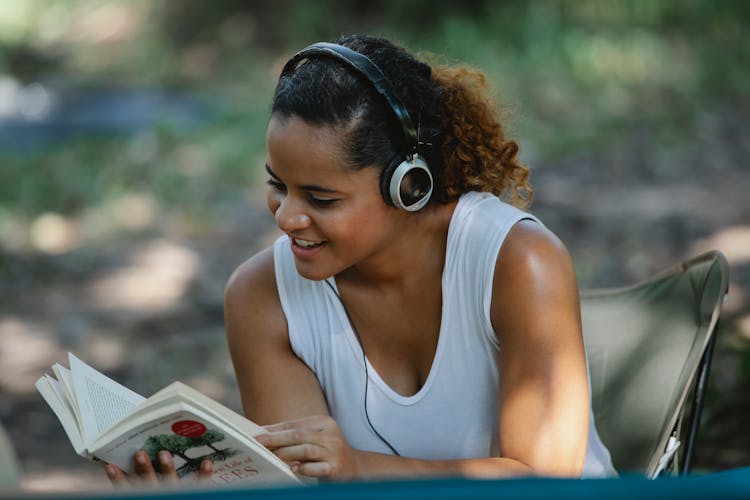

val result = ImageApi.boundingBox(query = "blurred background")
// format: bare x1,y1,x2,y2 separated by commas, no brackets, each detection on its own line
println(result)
0,0,748,492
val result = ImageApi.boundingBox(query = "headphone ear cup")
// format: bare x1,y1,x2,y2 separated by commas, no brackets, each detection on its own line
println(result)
380,155,433,211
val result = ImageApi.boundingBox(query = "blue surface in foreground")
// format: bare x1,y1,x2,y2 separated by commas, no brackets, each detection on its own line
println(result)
12,468,750,500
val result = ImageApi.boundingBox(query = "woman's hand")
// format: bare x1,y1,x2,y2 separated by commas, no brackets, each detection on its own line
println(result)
105,450,213,488
256,415,361,480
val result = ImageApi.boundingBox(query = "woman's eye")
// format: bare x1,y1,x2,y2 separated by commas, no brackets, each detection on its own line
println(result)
309,196,338,208
267,179,286,192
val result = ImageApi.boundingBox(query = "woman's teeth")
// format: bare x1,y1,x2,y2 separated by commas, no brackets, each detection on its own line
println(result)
295,238,322,248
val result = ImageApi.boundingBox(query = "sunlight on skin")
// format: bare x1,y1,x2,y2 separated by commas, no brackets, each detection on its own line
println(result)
88,239,200,312
0,317,64,394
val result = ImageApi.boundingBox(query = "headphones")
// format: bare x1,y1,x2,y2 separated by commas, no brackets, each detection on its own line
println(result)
280,42,433,212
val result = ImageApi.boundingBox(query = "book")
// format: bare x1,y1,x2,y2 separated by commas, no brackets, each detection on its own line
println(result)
35,353,304,488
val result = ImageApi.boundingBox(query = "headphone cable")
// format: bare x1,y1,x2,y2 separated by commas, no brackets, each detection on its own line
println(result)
324,279,401,456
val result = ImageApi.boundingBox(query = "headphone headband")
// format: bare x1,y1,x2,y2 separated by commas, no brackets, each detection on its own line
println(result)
280,42,418,156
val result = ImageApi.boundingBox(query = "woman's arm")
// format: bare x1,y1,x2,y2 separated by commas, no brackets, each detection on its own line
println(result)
490,220,589,477
253,221,590,480
225,246,330,424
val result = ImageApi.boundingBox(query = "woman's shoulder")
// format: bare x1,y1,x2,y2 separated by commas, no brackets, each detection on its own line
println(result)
224,245,286,339
495,220,573,287
491,220,578,329
503,219,568,260
224,242,301,372
225,245,276,304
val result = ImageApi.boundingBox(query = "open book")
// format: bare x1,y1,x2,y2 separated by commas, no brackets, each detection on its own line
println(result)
35,353,303,487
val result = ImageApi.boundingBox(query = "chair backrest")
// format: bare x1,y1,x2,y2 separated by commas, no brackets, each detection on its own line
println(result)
580,251,728,477
0,421,20,489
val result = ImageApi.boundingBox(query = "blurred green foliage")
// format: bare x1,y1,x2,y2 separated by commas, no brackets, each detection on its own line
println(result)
0,0,749,224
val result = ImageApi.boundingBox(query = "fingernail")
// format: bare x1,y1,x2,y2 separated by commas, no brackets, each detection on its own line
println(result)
255,434,268,444
105,465,117,478
159,451,171,465
135,452,147,465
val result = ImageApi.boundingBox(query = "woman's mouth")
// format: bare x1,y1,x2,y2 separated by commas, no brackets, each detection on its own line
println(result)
290,237,326,258
293,237,324,248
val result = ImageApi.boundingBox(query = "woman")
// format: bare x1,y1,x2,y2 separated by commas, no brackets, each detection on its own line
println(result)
108,34,615,485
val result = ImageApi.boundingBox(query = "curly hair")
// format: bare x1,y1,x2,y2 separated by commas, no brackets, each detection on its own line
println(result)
433,64,533,208
271,35,533,209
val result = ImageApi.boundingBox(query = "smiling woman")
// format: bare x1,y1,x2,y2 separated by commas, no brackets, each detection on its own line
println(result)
107,34,616,487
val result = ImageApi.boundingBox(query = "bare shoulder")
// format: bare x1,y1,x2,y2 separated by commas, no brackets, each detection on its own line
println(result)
224,245,286,345
491,219,580,339
225,246,277,309
495,219,575,289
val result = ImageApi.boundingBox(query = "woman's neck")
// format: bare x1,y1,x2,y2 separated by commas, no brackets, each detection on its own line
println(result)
336,201,457,292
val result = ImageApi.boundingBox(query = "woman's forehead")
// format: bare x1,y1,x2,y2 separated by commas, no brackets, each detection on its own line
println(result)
266,116,363,181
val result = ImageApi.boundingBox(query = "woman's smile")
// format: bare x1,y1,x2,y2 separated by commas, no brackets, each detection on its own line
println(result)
290,236,327,259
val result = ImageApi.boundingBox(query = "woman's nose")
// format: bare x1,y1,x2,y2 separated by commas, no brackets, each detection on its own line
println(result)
274,196,312,233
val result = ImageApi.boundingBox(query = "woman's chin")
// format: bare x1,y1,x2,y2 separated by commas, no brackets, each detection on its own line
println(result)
293,262,336,282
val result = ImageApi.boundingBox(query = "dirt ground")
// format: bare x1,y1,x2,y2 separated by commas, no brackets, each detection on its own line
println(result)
1,128,749,491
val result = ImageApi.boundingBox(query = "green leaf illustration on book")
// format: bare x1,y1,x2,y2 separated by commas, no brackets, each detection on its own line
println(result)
143,429,240,478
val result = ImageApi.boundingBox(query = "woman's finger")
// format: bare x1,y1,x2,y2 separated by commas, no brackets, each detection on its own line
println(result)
156,451,179,485
255,429,317,450
271,443,325,463
293,461,333,478
105,464,131,488
196,459,213,485
133,450,159,484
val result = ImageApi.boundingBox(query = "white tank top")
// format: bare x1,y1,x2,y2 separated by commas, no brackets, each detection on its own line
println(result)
274,191,616,477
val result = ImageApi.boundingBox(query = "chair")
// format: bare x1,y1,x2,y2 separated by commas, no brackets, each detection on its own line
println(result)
0,421,20,489
580,250,729,478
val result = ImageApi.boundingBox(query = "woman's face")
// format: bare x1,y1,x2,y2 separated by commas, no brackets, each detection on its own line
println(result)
265,115,402,281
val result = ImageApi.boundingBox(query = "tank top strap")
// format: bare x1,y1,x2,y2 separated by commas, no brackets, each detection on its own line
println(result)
445,192,543,349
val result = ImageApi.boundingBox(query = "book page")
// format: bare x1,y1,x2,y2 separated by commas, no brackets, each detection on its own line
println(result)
52,363,78,407
45,374,83,441
69,353,146,447
35,376,85,453
52,363,78,419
